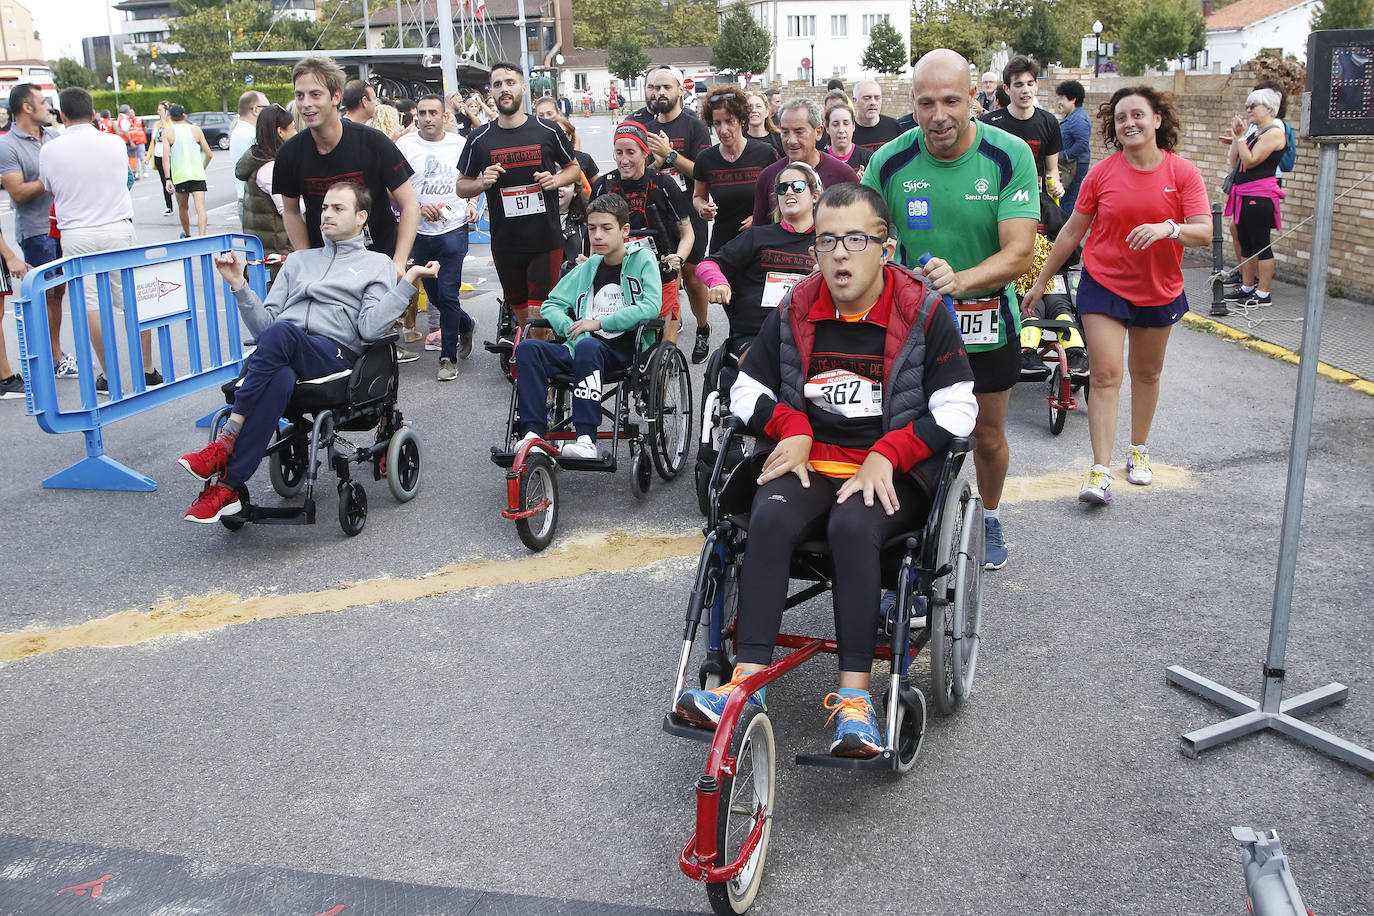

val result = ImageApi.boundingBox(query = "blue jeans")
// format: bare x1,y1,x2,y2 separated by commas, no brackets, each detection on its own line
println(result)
515,337,629,438
21,234,59,268
224,322,352,488
1060,163,1087,217
410,228,472,359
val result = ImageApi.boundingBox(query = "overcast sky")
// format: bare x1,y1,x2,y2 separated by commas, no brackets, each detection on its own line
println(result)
37,0,119,63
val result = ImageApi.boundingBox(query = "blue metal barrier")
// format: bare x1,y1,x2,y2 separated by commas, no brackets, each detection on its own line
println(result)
15,233,269,492
470,204,490,244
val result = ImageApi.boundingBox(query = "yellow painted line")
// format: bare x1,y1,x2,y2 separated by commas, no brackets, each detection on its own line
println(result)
0,530,701,663
1183,311,1373,397
993,463,1194,505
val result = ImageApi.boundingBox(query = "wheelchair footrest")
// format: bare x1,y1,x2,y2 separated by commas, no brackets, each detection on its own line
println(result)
237,502,314,525
663,712,716,742
484,339,514,355
795,750,899,772
555,455,616,472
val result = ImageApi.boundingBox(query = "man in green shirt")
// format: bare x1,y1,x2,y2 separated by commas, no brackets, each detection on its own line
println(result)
862,48,1037,570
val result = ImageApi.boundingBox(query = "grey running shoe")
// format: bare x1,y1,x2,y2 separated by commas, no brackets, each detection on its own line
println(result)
437,357,458,381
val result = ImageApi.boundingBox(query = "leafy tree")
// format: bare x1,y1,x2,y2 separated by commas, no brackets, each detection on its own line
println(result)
169,0,294,108
712,3,771,76
1016,2,1060,68
1117,0,1205,75
607,35,650,105
909,0,997,64
1312,0,1374,29
1050,0,1141,68
574,0,716,50
310,0,365,50
863,20,909,74
53,57,97,91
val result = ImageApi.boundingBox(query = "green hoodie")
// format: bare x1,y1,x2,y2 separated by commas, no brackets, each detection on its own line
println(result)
539,246,663,355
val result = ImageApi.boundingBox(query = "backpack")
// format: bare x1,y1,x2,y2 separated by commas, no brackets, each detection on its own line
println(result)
1279,120,1297,174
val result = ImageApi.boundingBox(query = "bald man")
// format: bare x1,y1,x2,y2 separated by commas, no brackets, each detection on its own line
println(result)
851,80,903,152
861,49,1037,571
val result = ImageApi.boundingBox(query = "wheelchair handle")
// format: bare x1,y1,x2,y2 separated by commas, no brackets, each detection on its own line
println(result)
918,253,959,325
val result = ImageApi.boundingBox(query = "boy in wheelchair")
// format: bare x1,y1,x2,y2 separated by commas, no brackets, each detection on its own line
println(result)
180,182,439,522
513,192,662,459
676,184,978,757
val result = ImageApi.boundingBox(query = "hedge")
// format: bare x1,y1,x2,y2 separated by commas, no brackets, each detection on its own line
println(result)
86,84,295,114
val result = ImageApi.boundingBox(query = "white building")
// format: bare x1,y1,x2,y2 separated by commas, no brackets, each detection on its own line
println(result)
724,0,912,85
1205,0,1318,72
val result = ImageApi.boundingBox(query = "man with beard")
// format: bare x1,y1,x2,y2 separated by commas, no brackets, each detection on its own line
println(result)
630,66,714,363
851,81,903,153
274,55,419,277
457,62,580,335
861,49,1038,572
751,98,857,227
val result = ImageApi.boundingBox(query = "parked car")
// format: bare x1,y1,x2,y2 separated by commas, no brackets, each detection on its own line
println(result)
188,110,235,150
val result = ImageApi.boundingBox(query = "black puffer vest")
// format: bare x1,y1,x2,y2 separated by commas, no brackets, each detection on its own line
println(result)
235,147,292,260
776,263,948,494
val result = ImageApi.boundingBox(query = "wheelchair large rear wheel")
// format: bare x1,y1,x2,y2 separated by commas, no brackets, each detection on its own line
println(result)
1048,366,1067,436
515,453,559,552
930,481,972,715
385,427,422,502
705,705,775,916
268,428,308,498
951,494,985,697
648,344,693,480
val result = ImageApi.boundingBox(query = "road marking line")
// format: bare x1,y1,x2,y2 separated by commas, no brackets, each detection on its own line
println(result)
1183,311,1372,396
0,530,701,663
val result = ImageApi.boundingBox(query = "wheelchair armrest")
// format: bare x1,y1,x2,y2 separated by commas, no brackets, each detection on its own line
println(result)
362,333,398,352
948,436,975,457
1022,318,1076,332
527,319,553,329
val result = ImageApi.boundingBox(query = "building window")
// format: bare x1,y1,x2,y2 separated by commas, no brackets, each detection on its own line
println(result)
574,72,588,91
797,66,808,81
862,13,889,35
787,15,815,37
831,15,846,37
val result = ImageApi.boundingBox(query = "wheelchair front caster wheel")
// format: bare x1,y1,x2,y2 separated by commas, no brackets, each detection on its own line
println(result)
630,448,652,500
705,705,775,916
515,453,559,552
338,481,367,536
386,426,422,502
887,682,927,773
268,428,308,497
1047,366,1067,436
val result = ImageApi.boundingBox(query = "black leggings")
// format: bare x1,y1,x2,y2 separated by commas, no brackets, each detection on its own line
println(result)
735,472,930,672
153,156,172,209
1236,196,1275,262
493,246,563,311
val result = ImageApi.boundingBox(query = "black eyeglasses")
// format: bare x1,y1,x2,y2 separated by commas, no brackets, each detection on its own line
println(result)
775,179,810,196
814,233,886,253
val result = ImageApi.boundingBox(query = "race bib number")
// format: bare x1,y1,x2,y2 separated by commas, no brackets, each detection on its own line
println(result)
804,369,883,419
1046,274,1067,295
670,170,688,192
501,184,546,218
626,235,658,256
955,298,1000,346
760,271,800,309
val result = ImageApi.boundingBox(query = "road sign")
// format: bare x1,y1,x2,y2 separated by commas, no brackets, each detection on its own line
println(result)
245,74,254,85
801,57,811,69
683,77,694,91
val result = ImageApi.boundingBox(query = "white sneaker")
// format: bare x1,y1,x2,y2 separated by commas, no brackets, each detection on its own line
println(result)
517,430,539,447
1125,446,1153,486
560,435,599,459
1079,467,1113,505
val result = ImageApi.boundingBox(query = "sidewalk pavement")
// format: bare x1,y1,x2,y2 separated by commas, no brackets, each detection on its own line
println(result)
1180,261,1374,396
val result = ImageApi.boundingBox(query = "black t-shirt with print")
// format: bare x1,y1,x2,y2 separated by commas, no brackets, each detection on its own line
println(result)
980,107,1063,181
630,108,712,256
694,139,778,254
589,257,637,359
273,119,415,256
457,115,575,251
852,115,904,153
593,168,691,261
702,222,815,340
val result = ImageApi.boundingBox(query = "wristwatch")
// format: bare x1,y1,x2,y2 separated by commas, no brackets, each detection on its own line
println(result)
1166,219,1181,240
664,150,679,167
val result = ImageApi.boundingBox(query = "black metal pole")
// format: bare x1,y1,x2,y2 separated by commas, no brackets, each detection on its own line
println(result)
810,42,815,86
1210,202,1228,317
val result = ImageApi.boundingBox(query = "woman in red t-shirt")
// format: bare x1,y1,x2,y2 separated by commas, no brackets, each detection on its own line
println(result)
1020,87,1211,506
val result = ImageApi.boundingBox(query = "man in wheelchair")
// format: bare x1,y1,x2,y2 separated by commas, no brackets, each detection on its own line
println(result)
513,192,662,459
676,183,978,757
179,182,439,522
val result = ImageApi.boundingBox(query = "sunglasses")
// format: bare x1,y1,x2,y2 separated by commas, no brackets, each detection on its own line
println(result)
775,179,810,196
708,92,741,104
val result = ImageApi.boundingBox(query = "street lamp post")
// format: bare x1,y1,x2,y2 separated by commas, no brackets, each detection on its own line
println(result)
810,41,815,86
1093,19,1103,79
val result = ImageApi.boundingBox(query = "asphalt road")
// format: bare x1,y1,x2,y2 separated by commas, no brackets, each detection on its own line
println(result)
1,117,1372,915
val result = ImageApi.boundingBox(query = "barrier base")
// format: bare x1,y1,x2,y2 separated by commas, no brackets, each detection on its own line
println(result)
43,455,157,492
1167,665,1374,774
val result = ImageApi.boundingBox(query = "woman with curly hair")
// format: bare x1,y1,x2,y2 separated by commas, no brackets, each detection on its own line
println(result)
693,86,778,254
1019,87,1211,506
367,102,403,140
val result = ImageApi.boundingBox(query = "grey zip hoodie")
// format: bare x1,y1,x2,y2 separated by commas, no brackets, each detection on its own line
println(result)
232,234,415,357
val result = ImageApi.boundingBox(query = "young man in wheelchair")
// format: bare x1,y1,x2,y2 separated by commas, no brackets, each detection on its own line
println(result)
179,182,439,522
513,192,662,459
676,183,978,757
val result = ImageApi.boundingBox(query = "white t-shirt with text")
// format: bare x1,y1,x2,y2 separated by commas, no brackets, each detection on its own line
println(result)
397,130,467,236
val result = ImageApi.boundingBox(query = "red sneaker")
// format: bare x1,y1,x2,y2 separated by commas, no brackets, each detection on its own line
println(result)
185,482,242,523
178,439,231,482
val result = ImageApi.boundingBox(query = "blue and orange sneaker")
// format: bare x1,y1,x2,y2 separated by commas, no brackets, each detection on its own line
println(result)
675,668,766,728
825,689,884,758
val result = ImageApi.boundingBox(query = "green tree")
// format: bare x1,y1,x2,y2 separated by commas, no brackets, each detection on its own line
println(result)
53,57,97,91
863,20,909,74
574,0,717,50
1312,0,1374,29
1117,0,1206,75
169,0,293,109
909,0,996,64
1016,2,1060,68
711,4,771,77
1050,0,1140,69
606,35,650,105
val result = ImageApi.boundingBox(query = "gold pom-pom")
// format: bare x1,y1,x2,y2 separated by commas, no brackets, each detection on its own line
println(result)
1014,233,1053,295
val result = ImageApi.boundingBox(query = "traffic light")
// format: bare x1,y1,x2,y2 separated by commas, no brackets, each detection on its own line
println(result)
151,45,158,58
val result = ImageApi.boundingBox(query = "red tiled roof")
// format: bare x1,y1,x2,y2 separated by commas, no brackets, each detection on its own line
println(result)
1206,0,1308,31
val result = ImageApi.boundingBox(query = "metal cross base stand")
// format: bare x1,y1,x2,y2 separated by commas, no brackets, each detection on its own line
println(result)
1166,139,1374,775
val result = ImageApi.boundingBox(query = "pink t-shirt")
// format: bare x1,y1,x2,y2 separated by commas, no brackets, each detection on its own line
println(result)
1075,150,1210,307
